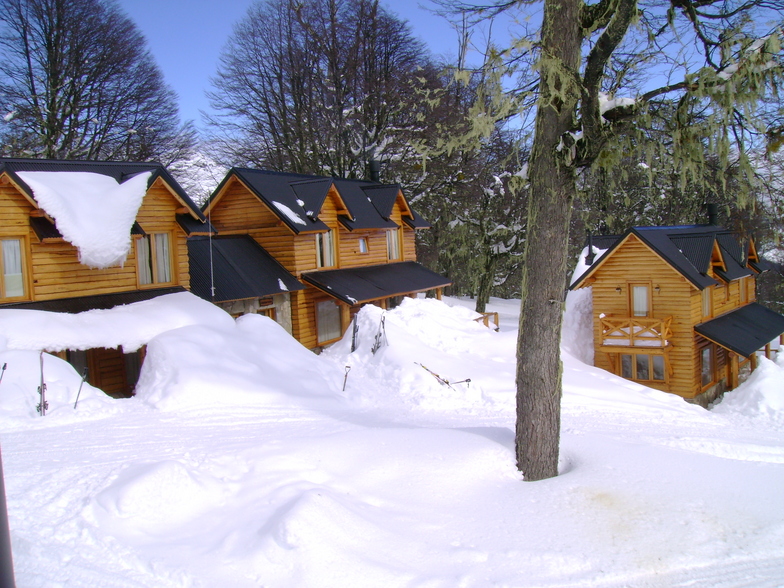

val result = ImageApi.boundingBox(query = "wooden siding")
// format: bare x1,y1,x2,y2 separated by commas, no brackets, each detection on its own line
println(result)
209,178,282,233
339,229,388,268
1,176,190,303
587,234,699,397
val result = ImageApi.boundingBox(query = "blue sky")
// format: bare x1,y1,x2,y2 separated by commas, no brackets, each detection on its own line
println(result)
118,0,464,128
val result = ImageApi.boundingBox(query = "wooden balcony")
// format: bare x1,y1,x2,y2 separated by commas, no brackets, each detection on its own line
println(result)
599,315,673,349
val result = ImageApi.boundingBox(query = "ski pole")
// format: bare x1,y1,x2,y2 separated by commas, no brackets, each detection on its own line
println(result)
73,367,88,409
36,351,48,416
0,364,6,388
342,365,351,391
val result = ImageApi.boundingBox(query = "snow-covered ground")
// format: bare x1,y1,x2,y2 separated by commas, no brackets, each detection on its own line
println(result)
1,292,784,587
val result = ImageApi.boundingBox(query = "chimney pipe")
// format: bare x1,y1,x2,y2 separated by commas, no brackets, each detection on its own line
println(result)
707,203,718,226
585,233,595,265
368,160,381,183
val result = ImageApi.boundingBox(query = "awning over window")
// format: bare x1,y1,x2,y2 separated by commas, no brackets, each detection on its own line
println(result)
695,302,784,358
302,261,451,305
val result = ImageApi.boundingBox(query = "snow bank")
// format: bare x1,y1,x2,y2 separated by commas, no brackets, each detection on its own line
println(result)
0,291,231,353
0,349,119,425
17,170,151,268
135,313,344,411
325,298,513,412
713,357,784,423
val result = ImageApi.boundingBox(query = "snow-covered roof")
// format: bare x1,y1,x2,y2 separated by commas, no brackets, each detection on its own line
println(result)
18,170,151,268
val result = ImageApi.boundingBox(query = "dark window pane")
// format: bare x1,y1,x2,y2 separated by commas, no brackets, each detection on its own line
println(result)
652,355,665,381
636,355,650,380
621,354,633,379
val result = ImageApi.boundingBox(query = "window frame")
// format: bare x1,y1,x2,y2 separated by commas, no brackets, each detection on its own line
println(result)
315,298,342,345
136,232,174,287
358,237,369,254
0,237,28,301
386,228,401,261
700,344,716,389
316,229,336,269
628,282,651,317
619,351,667,383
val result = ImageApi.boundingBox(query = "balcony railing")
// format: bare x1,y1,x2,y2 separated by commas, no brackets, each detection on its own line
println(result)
600,315,673,348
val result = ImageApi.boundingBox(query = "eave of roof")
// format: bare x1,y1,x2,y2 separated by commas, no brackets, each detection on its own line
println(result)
0,286,185,313
695,302,784,358
301,261,451,305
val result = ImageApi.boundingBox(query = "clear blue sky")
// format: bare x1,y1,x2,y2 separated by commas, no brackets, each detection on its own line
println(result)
118,0,464,128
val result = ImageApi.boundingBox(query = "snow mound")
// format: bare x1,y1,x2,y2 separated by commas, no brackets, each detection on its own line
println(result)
17,170,151,268
0,349,119,425
0,291,232,353
91,459,225,538
325,298,511,412
713,357,784,423
135,313,344,411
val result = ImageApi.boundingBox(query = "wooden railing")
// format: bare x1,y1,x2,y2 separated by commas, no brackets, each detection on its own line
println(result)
600,315,672,348
475,312,500,331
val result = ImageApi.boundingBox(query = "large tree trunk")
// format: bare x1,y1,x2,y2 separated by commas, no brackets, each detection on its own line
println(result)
515,0,583,481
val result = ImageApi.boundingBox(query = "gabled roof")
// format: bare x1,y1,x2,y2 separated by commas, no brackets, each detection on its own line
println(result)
301,261,451,305
206,168,426,234
187,236,304,303
695,302,784,358
572,224,757,290
0,157,206,222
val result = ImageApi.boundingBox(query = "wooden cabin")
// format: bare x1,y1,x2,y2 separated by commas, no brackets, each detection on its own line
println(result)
202,168,450,349
570,224,784,405
0,158,210,397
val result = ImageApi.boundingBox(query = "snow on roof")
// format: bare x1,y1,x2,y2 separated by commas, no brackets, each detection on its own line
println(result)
0,292,233,353
17,170,152,268
272,201,307,226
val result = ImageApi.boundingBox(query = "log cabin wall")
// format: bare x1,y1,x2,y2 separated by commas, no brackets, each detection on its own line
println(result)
589,234,698,396
1,176,189,303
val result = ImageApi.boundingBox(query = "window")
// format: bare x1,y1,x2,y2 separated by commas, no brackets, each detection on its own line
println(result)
630,284,650,317
316,230,336,268
701,346,715,387
0,238,25,299
316,299,342,344
620,352,665,382
387,228,401,261
701,287,712,318
137,233,172,285
358,237,368,254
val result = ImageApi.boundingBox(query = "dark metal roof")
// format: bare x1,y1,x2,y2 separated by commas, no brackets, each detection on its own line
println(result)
176,214,216,236
301,261,451,305
571,224,769,291
188,236,304,303
362,184,400,219
585,234,623,251
209,168,425,233
0,286,185,313
695,302,784,358
0,157,206,222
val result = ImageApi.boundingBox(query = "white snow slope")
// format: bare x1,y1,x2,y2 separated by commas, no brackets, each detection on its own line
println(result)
2,293,784,587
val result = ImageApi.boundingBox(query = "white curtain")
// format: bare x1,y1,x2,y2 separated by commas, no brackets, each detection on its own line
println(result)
632,285,648,317
155,233,171,283
2,239,23,297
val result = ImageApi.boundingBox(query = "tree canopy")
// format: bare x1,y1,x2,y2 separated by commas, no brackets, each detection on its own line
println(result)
0,0,194,163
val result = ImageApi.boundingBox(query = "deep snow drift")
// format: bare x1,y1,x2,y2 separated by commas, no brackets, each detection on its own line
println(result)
1,293,784,587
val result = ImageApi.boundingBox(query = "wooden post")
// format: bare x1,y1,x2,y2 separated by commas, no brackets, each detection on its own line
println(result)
435,288,443,300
